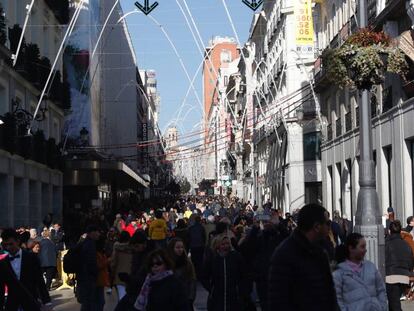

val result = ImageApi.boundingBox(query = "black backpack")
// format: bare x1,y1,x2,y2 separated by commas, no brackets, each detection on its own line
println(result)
63,242,83,274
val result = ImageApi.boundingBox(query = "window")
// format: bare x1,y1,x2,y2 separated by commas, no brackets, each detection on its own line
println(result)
303,132,321,161
220,50,231,63
346,159,353,222
305,182,322,205
0,84,6,115
383,146,393,208
336,163,343,214
224,75,228,86
328,166,334,210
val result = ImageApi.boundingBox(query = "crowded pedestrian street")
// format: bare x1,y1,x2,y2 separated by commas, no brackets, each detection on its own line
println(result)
2,0,414,310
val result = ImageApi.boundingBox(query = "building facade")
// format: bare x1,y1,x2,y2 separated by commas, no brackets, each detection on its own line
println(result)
63,0,150,215
315,0,414,223
202,37,240,185
165,126,204,194
0,0,66,227
248,0,322,211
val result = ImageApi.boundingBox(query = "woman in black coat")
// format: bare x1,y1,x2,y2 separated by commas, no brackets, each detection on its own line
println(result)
167,238,197,310
134,249,189,311
201,234,248,311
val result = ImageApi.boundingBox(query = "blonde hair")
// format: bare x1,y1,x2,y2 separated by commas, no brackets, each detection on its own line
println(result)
211,234,232,251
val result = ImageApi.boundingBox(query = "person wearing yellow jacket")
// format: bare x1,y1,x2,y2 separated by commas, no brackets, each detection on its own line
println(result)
149,209,168,248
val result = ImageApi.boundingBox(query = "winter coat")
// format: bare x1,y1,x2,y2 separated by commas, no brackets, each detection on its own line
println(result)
96,252,110,287
400,231,414,258
145,274,189,311
111,242,138,285
174,259,197,301
188,222,206,249
333,261,387,311
238,225,285,282
76,238,98,304
50,229,65,251
149,218,168,240
200,250,247,311
268,229,338,311
385,233,414,277
39,238,57,267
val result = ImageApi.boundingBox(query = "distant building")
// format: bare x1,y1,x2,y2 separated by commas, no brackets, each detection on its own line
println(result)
165,126,204,193
202,36,240,184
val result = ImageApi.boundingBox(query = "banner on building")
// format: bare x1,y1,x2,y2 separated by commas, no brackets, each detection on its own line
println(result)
294,0,315,56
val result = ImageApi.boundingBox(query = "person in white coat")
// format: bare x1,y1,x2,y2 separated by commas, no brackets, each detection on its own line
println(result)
333,233,387,311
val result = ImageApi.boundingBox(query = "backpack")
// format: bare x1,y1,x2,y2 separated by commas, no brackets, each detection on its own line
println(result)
63,242,83,274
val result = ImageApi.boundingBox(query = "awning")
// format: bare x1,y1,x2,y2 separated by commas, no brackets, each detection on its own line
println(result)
64,160,149,189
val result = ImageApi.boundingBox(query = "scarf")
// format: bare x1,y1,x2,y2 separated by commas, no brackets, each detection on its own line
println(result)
346,259,363,274
134,270,173,310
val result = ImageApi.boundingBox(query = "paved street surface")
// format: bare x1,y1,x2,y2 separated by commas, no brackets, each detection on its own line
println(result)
51,284,413,311
51,283,209,311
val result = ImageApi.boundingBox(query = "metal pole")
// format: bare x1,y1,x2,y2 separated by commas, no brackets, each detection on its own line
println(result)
354,0,384,273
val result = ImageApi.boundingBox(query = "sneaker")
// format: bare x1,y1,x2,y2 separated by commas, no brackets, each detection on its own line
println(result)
106,288,112,295
400,295,407,301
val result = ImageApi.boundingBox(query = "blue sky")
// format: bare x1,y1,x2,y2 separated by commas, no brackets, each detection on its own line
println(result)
119,0,256,135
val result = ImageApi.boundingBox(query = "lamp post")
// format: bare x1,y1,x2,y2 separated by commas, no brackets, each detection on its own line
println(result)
354,0,384,272
80,127,89,146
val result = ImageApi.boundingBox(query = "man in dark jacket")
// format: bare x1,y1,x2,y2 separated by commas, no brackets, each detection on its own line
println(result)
76,225,101,311
1,228,52,310
188,215,206,278
50,222,65,251
239,219,287,311
268,204,338,311
0,252,41,311
385,220,414,311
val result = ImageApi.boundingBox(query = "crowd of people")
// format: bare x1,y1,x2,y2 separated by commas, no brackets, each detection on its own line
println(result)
1,196,414,311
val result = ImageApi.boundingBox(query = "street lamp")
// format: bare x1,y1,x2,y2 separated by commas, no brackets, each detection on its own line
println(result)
80,127,89,146
354,0,384,272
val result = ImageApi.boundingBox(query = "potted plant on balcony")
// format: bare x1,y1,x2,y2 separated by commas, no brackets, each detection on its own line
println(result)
322,28,409,90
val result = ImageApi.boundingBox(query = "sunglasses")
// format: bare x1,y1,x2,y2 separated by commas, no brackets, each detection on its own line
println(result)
151,261,164,267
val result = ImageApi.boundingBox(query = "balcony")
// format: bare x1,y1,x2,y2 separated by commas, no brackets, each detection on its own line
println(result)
253,125,266,145
314,56,330,92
